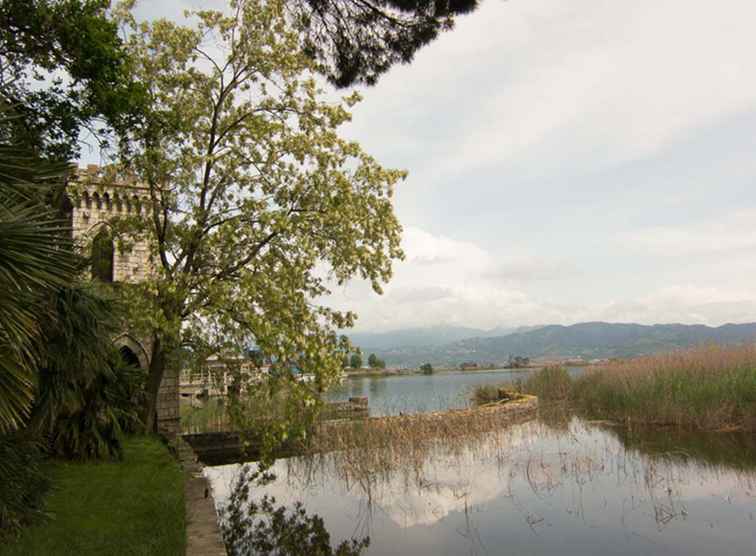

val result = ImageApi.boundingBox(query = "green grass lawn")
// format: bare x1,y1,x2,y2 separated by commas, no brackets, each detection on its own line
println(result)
1,436,185,556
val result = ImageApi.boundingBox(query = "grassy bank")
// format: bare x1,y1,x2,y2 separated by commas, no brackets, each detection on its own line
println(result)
2,436,185,556
513,345,756,431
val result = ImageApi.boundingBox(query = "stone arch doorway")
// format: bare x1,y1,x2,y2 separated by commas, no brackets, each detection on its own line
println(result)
113,333,179,436
119,345,142,368
113,334,150,369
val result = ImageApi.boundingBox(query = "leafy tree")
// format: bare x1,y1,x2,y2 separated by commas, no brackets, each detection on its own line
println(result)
368,353,386,369
289,0,480,87
420,362,433,374
0,0,145,159
368,354,386,369
113,0,404,431
349,353,363,370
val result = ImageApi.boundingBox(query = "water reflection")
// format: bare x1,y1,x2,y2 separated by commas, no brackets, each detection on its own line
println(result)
207,418,756,556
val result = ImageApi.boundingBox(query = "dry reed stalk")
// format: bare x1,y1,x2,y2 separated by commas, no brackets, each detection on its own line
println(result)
306,396,537,478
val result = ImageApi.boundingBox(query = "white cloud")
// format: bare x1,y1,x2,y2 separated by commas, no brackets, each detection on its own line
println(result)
350,0,756,185
596,286,756,325
623,208,756,257
92,0,756,331
325,227,564,331
326,225,756,331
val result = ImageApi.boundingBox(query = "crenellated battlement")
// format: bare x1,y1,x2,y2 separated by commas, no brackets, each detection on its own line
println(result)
68,164,152,284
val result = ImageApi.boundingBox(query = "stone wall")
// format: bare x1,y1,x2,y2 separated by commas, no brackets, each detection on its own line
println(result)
69,164,151,283
69,165,179,438
157,366,180,437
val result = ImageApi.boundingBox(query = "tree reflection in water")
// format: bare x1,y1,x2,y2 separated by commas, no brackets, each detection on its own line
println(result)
220,464,369,556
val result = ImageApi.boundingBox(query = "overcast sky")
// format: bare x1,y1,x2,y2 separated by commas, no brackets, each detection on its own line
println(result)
102,0,756,332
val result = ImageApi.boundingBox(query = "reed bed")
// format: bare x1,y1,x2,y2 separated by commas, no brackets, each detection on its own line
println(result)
520,345,756,431
307,396,537,477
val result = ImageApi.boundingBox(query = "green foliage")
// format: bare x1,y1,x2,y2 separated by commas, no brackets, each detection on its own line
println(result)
367,353,385,369
180,397,227,434
0,0,146,159
43,355,144,460
0,118,75,434
114,0,405,431
291,0,479,87
420,362,433,374
507,355,530,368
349,353,363,369
227,376,320,464
31,285,143,460
221,465,368,556
3,437,186,555
0,433,50,539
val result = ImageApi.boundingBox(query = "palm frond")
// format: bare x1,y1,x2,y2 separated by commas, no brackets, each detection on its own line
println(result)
0,108,77,433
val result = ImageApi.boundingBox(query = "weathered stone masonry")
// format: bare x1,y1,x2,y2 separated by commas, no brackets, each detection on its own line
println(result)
69,165,179,437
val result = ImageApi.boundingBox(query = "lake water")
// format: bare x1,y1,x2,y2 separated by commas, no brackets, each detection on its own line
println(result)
324,368,584,416
206,417,756,555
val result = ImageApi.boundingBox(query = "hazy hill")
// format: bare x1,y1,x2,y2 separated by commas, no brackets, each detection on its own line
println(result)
347,325,492,350
347,325,545,351
352,322,756,367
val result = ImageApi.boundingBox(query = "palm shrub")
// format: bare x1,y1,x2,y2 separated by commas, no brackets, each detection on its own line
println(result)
0,115,75,536
45,353,144,460
31,285,144,460
0,105,145,538
0,132,75,433
0,433,50,538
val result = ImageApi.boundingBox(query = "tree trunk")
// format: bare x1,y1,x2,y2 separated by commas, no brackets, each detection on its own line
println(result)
143,332,166,433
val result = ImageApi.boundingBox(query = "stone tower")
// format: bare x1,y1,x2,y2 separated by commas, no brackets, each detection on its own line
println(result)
68,164,179,437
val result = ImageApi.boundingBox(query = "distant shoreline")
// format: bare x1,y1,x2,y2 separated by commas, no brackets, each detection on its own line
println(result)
343,366,546,378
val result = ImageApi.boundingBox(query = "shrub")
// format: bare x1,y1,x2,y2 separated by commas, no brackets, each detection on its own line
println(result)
0,433,50,538
45,354,144,460
472,384,500,405
31,286,144,460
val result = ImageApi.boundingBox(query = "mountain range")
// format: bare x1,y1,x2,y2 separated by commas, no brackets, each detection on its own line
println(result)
347,322,756,367
346,325,540,350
